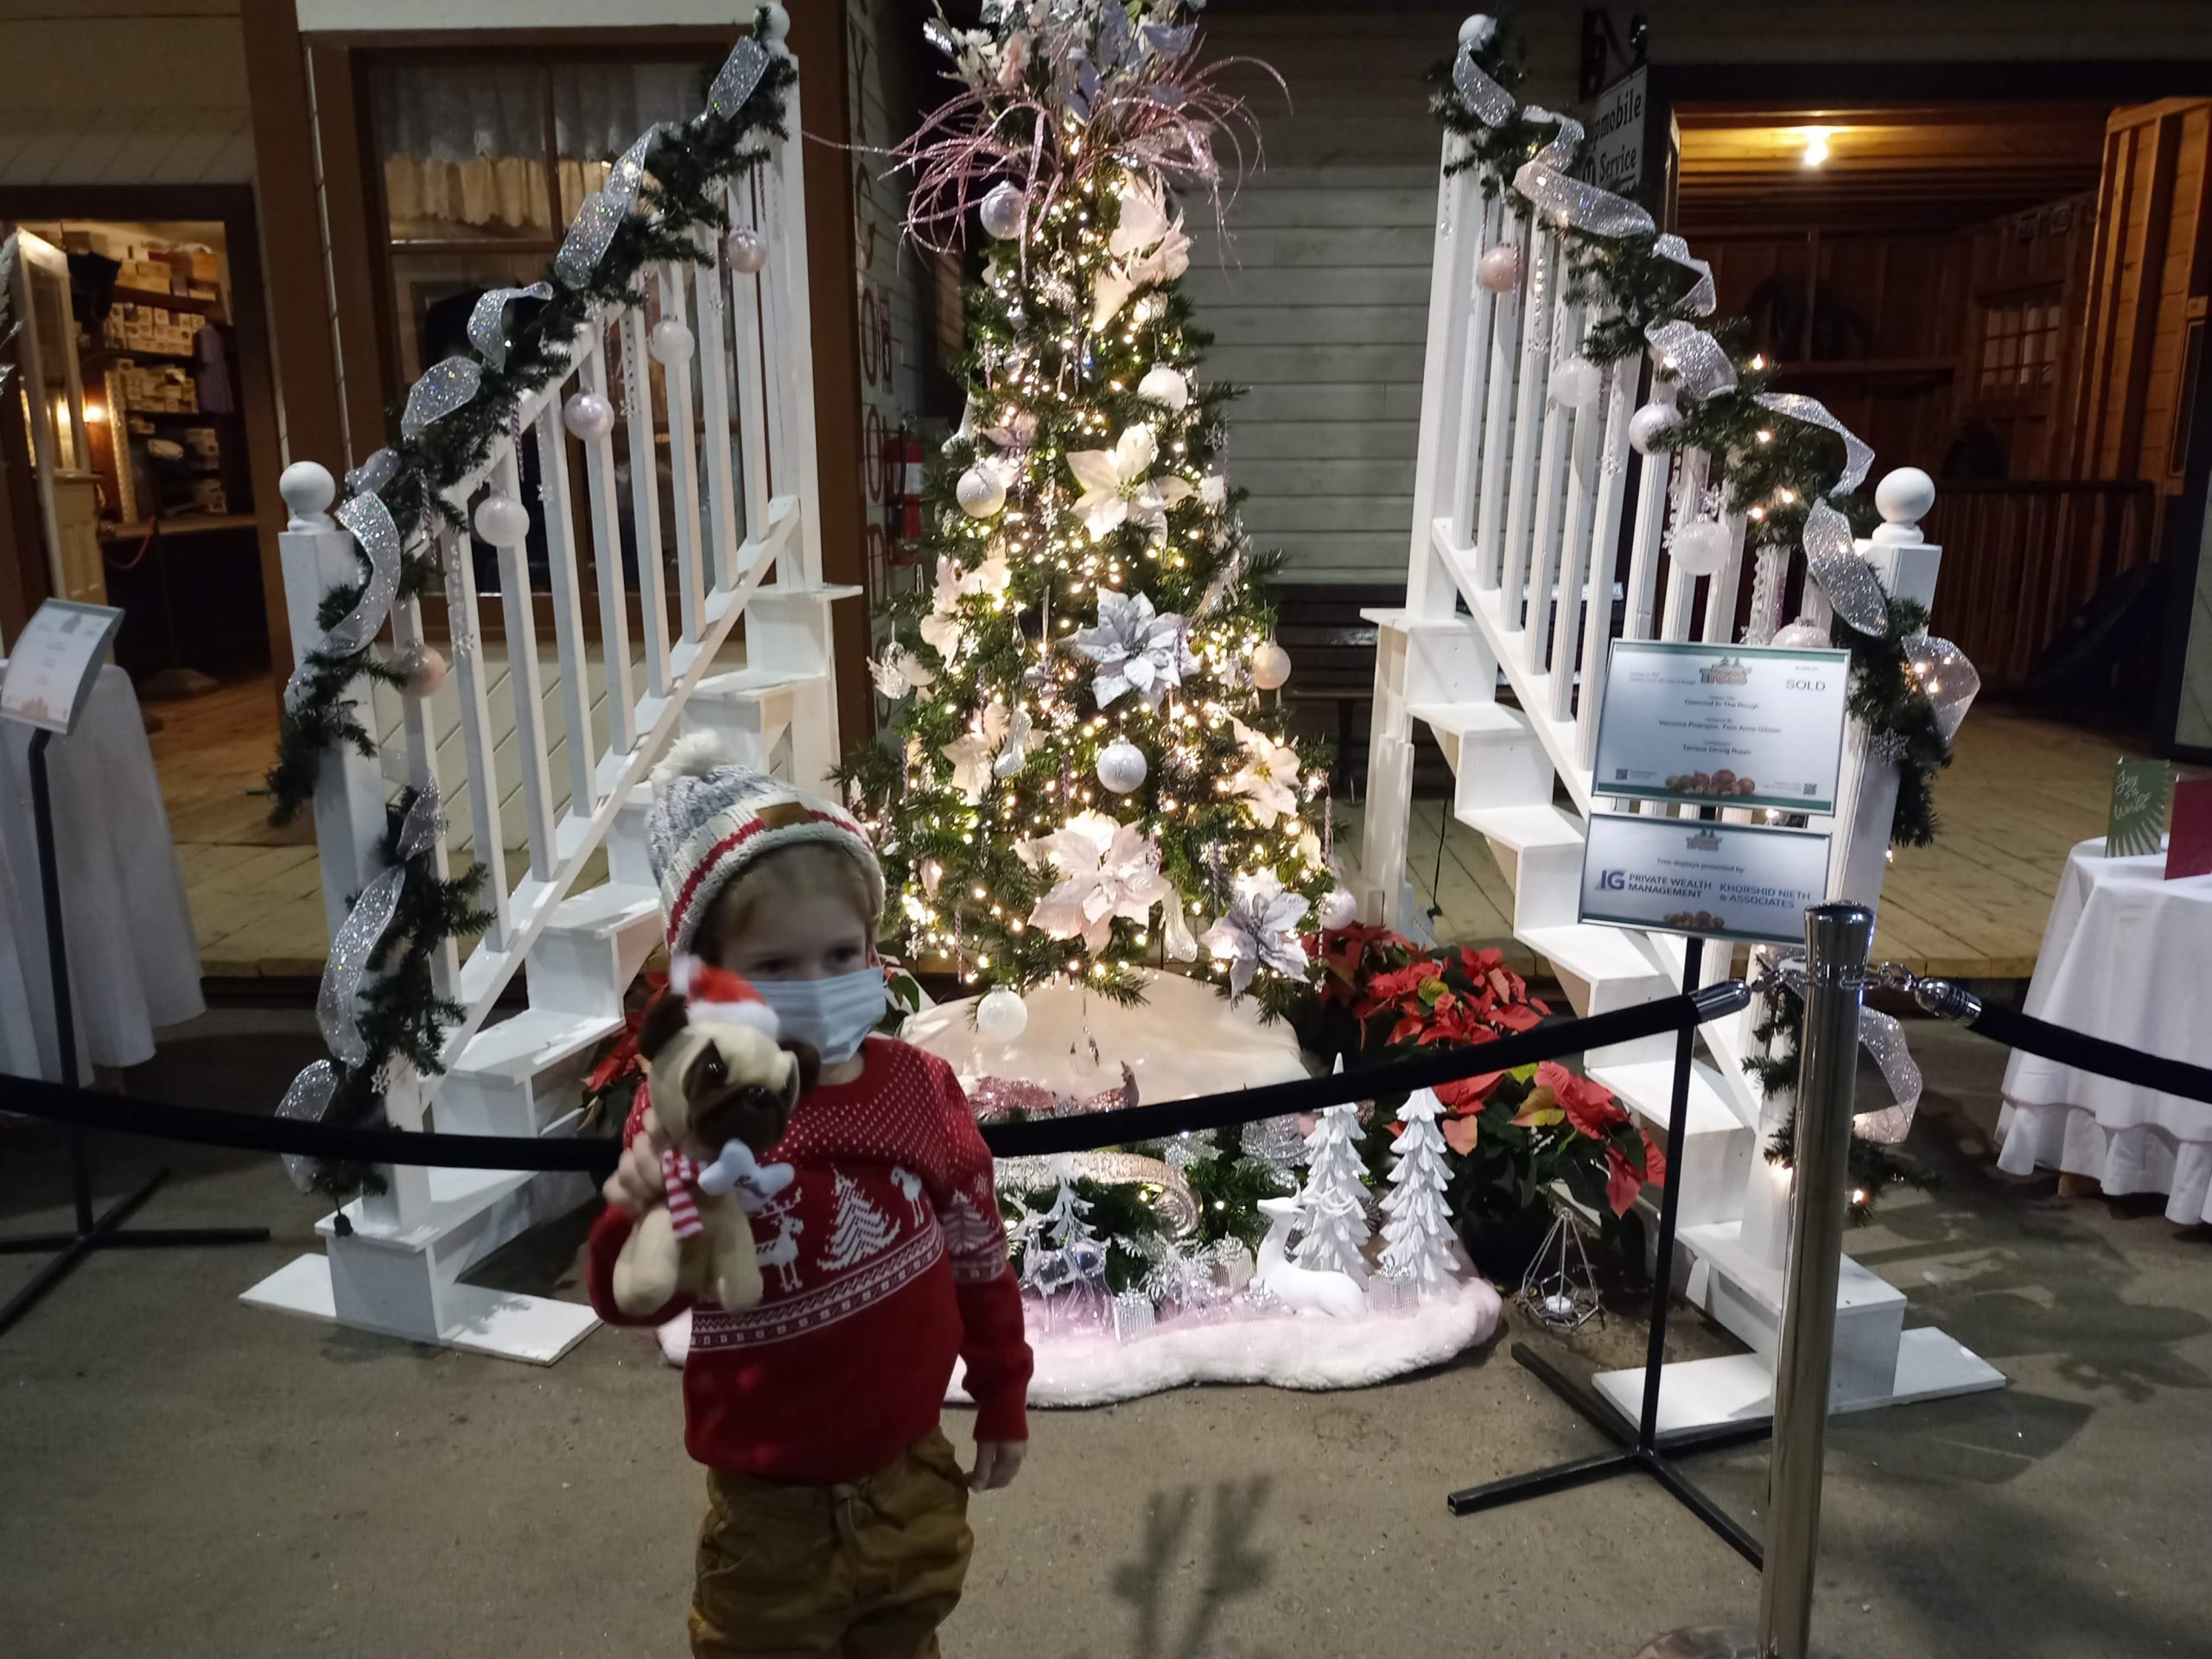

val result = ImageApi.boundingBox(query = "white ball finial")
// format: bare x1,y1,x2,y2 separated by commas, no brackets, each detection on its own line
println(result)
1872,467,1935,546
758,3,791,48
281,461,336,529
1460,14,1498,50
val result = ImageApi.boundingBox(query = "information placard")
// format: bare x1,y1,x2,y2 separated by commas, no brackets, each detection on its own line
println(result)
1592,639,1850,814
0,600,123,736
1580,812,1833,946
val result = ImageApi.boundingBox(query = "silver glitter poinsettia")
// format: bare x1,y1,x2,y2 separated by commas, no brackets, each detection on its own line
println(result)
1071,587,1196,709
1198,870,1310,998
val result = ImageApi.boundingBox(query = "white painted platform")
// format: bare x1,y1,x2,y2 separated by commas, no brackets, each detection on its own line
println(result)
1592,1327,2005,1434
240,1252,600,1365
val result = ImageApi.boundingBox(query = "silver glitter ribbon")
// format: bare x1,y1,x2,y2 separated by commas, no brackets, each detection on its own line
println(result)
274,1060,340,1194
1645,321,1738,399
1651,232,1717,315
554,123,674,289
1770,950,1922,1144
996,1151,1198,1236
466,282,553,370
315,785,444,1068
1514,157,1653,236
1450,44,1516,126
702,36,770,120
345,447,400,496
1902,632,1980,742
1802,499,1891,636
1755,391,1874,496
400,358,482,439
283,490,404,709
1522,108,1584,172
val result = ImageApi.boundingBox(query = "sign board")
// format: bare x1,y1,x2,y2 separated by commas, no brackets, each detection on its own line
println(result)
1592,639,1851,815
1580,813,1833,946
0,599,123,735
1588,66,1648,198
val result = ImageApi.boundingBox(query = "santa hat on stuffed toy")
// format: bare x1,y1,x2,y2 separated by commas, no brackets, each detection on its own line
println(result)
670,955,780,1039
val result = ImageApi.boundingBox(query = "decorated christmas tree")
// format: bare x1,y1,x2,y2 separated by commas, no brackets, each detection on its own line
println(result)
840,0,1341,1012
1377,1087,1458,1293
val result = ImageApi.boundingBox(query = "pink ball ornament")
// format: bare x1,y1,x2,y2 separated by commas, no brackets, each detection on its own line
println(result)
979,181,1027,242
1670,518,1732,577
561,391,614,442
1477,245,1523,294
723,229,768,275
1627,400,1681,455
473,492,531,549
395,641,448,699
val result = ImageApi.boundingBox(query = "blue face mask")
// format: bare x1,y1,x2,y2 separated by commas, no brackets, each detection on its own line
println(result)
753,968,887,1065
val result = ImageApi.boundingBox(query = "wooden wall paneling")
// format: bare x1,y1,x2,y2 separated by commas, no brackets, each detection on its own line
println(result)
2113,115,2183,486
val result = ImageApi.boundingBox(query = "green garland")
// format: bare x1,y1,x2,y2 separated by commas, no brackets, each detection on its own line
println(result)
1428,21,1953,849
265,31,797,825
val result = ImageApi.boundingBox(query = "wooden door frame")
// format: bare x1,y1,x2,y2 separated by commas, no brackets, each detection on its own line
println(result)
0,183,290,690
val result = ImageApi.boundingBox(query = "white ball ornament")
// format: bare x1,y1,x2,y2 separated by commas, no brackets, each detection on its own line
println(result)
561,391,614,443
976,986,1029,1043
473,492,531,549
1096,739,1148,794
1772,616,1831,649
1318,887,1359,931
1627,400,1681,456
979,181,1027,241
1136,364,1190,411
956,465,1007,520
1670,518,1732,576
648,318,694,365
395,641,448,699
1548,355,1601,411
723,228,767,275
1250,639,1292,690
1477,245,1523,294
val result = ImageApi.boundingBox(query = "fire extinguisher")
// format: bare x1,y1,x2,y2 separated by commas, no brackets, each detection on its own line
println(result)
885,416,925,565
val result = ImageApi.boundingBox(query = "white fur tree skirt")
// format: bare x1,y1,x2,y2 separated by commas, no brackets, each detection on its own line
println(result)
950,1282,1503,1407
653,1283,1503,1402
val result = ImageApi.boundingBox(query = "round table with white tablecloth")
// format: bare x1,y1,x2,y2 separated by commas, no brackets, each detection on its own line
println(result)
1997,836,2212,1224
0,662,203,1084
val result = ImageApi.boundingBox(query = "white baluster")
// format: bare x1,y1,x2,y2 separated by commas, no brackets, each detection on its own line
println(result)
533,397,597,822
435,514,512,948
1523,295,1580,658
694,214,741,592
756,158,796,513
620,305,673,699
772,112,828,585
1548,328,1613,722
1474,212,1527,590
1699,512,1749,643
387,589,459,997
1658,447,1710,642
489,448,557,881
729,174,772,558
1576,359,1637,766
577,330,634,754
1497,226,1558,629
1448,194,1501,554
658,262,705,643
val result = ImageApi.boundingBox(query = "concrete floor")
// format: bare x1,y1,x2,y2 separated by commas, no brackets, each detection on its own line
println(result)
3,1009,2209,1659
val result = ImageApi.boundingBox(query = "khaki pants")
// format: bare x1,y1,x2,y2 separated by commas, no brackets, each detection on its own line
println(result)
691,1430,974,1657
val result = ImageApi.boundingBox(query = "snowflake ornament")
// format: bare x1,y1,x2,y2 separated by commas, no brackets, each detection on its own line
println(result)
1226,719,1303,828
1198,870,1311,998
1065,425,1193,543
1071,588,1198,710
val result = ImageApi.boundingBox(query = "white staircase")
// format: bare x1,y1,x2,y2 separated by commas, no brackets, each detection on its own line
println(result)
244,23,860,1363
1358,37,2001,1426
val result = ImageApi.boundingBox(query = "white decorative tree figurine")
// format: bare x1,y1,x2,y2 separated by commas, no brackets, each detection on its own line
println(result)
1295,1099,1371,1284
1378,1087,1459,1294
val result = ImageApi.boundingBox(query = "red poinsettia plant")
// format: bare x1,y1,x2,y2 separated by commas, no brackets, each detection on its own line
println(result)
1307,925,1666,1224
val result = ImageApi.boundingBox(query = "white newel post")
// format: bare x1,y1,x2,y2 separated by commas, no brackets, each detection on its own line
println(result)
277,462,388,942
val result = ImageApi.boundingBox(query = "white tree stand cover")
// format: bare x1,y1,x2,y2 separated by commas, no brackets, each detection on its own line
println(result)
1378,1087,1459,1293
1294,1091,1372,1284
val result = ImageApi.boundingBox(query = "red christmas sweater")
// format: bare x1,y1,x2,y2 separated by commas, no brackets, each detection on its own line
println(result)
586,1035,1033,1482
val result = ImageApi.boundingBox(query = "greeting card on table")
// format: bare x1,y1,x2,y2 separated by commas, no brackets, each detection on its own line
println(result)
2106,758,2173,857
2165,778,2212,881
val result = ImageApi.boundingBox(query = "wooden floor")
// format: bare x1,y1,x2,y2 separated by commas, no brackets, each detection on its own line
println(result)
153,678,2160,984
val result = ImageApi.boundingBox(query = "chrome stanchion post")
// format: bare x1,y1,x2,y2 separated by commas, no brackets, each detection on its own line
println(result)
1758,901,1873,1658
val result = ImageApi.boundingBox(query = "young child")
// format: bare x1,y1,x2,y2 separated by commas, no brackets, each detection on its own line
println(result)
587,737,1033,1658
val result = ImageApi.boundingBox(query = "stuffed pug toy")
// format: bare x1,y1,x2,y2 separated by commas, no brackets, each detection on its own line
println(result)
609,957,817,1316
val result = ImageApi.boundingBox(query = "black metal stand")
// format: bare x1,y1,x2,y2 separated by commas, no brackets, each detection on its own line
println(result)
1446,935,1771,1568
0,728,267,1341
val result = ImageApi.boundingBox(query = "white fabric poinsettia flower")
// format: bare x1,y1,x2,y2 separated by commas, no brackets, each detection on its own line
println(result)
1199,474,1227,509
962,547,1013,598
940,702,1010,803
1065,425,1193,543
919,557,967,662
1071,587,1198,709
1016,810,1177,951
1091,176,1193,327
1199,870,1312,998
1137,365,1190,411
1226,718,1303,827
871,644,937,700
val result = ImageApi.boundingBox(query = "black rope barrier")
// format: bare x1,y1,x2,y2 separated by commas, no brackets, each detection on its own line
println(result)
1921,983,2212,1108
0,982,1750,1173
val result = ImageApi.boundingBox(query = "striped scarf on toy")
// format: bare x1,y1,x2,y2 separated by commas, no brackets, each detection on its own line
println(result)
662,1150,704,1240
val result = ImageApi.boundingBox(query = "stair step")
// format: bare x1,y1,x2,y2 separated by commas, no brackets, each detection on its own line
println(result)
1408,700,1528,742
543,880,661,940
313,1107,589,1249
1458,802,1586,853
1363,607,1479,635
1518,922,1662,988
1587,1056,1751,1140
693,664,823,701
1679,1221,1908,1397
453,1009,623,1083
